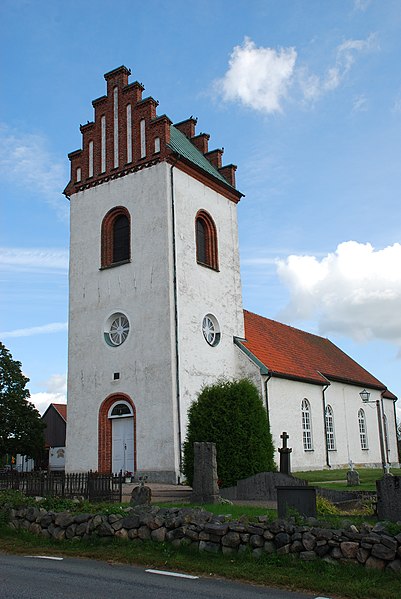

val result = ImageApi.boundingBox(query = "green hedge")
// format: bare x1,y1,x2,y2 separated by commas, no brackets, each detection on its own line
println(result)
183,379,276,488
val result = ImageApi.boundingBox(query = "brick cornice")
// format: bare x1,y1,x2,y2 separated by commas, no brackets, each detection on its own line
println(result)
167,154,243,204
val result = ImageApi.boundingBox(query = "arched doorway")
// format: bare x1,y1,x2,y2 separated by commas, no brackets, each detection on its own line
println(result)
98,394,136,474
108,401,135,474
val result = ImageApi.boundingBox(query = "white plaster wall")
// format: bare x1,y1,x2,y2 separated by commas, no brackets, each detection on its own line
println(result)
266,377,399,471
266,378,325,471
324,382,377,469
172,167,245,448
66,163,179,477
234,346,264,397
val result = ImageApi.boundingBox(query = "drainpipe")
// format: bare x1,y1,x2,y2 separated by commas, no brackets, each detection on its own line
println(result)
264,373,272,414
391,395,400,464
376,398,387,473
380,392,390,465
317,372,331,468
170,160,182,482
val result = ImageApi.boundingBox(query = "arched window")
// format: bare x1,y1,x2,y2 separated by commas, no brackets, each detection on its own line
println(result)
325,405,336,451
108,401,133,418
101,206,131,268
358,408,368,449
301,399,313,451
195,210,218,270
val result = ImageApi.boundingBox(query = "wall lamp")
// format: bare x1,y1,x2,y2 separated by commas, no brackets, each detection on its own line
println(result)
359,389,371,403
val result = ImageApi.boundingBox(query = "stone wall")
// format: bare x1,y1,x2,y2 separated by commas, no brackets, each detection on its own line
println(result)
6,505,401,574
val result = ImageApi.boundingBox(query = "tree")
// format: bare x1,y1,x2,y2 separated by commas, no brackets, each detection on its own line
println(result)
183,379,276,488
0,342,45,461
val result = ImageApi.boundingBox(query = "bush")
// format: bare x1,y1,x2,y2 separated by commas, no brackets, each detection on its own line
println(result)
0,489,34,525
316,496,340,516
182,379,276,488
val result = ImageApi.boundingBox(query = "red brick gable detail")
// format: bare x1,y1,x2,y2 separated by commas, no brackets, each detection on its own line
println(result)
98,393,136,474
64,66,171,197
243,310,389,391
64,65,240,200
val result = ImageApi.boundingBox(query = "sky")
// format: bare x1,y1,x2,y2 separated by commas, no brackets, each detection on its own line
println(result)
1,0,400,419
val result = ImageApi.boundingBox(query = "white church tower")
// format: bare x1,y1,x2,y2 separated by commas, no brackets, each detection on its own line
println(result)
64,66,245,482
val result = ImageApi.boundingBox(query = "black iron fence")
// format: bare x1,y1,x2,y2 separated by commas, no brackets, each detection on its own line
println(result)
0,471,123,503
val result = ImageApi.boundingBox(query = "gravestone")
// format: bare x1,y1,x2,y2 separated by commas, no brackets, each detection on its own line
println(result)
191,442,220,504
276,486,317,518
278,431,292,475
130,476,152,506
376,475,401,522
347,470,360,486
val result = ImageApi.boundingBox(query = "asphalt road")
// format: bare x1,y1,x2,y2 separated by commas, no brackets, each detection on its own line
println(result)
0,553,330,599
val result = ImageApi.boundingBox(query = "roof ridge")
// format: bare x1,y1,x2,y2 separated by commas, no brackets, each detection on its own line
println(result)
243,309,327,342
242,309,390,392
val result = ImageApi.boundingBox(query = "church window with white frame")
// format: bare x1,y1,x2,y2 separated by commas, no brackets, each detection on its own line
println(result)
358,408,368,450
325,405,336,451
301,398,313,451
202,314,220,347
104,312,130,347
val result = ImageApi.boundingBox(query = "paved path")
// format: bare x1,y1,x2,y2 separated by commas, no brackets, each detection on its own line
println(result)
0,553,317,599
122,482,192,504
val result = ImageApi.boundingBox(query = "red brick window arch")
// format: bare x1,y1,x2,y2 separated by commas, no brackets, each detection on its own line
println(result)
101,206,131,268
195,210,218,270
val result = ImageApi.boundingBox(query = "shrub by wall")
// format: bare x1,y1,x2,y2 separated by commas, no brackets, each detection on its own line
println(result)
183,379,275,488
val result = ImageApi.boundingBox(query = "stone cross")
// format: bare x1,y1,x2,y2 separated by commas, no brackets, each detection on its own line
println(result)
280,431,289,449
278,431,292,476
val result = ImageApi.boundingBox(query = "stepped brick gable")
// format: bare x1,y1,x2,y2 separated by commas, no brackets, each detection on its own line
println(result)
64,65,242,203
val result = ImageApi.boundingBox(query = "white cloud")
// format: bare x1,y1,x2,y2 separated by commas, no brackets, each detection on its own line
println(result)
216,34,378,112
0,247,69,272
393,92,401,114
353,0,371,11
30,374,67,415
0,322,68,339
216,37,297,113
0,124,68,219
276,241,401,348
299,34,378,101
352,94,368,112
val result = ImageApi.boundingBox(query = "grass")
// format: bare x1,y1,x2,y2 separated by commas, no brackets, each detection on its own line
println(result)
159,502,277,520
0,525,400,599
294,467,401,491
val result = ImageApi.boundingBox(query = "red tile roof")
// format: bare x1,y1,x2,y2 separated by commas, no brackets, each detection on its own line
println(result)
242,310,395,397
52,403,67,421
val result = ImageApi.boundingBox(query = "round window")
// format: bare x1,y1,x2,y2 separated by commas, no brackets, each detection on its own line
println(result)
202,314,220,347
104,312,130,347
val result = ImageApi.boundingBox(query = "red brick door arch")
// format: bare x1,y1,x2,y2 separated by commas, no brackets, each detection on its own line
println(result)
98,393,136,473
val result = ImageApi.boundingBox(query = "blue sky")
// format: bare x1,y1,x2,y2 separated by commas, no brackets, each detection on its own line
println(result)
1,0,400,418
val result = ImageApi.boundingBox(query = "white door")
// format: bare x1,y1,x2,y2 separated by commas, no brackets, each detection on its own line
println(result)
112,417,134,474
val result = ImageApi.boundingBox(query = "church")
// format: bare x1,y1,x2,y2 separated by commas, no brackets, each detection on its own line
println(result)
64,66,398,482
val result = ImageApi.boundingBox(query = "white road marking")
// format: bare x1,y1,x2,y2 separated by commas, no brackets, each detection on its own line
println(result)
145,569,199,579
24,556,64,561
